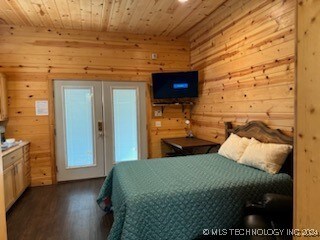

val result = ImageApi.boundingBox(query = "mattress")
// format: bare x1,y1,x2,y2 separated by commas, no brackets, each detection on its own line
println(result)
97,153,293,240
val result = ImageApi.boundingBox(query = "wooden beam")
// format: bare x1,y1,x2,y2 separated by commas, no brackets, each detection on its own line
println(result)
295,0,320,235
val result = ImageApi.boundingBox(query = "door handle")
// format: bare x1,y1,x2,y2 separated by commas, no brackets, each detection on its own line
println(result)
98,121,104,137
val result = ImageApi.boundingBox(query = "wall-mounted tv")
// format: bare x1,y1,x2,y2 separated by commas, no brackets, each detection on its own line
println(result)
152,71,198,99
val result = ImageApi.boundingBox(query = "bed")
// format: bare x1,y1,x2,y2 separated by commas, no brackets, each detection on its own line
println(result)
97,121,293,240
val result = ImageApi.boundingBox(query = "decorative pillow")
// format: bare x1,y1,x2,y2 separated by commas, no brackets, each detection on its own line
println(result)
238,138,293,174
218,133,250,161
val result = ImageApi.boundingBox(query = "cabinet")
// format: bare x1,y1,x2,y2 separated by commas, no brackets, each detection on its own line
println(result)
14,160,25,197
0,73,8,121
2,142,30,211
3,165,15,209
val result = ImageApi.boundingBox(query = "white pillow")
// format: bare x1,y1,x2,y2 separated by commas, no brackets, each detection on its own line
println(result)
238,138,293,174
218,133,250,161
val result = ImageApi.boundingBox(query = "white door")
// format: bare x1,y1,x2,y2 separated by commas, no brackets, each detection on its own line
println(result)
103,82,147,172
54,81,104,181
54,80,148,181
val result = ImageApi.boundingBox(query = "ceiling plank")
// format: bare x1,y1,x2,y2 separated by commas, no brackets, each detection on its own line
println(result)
4,0,33,26
40,0,64,29
0,0,224,37
52,0,73,29
91,0,104,30
79,0,92,30
30,0,56,28
67,0,82,30
100,0,113,31
108,0,128,32
14,0,42,27
0,9,15,25
0,0,28,26
166,0,226,37
116,0,139,33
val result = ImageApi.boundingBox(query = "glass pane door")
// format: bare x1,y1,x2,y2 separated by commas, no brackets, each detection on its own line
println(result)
112,89,138,163
54,81,104,182
64,88,95,168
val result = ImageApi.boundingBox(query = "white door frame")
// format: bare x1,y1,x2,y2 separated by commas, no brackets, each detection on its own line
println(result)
54,80,105,182
103,81,148,173
53,80,148,181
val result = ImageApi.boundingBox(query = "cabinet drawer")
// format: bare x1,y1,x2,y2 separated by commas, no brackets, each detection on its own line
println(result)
3,148,23,170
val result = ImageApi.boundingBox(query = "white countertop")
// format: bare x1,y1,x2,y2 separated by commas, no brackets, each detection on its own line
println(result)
1,141,30,157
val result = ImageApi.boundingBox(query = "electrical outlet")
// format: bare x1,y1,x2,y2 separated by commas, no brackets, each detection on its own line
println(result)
151,53,158,60
154,110,162,117
155,121,162,127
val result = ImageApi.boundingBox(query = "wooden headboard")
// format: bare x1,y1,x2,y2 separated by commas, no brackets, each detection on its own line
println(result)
224,121,294,177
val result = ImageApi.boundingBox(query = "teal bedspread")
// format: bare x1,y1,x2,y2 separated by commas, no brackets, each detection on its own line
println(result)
97,153,292,240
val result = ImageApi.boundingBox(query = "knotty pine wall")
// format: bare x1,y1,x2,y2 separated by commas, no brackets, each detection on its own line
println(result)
188,0,295,143
295,0,320,233
0,25,190,186
0,0,296,186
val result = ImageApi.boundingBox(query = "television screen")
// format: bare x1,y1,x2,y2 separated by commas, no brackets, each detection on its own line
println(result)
152,71,198,99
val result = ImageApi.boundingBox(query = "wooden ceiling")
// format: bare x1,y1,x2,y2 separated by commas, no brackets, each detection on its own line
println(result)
0,0,225,37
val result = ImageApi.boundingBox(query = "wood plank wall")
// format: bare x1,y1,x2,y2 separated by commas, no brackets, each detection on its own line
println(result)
188,0,295,143
151,106,191,158
0,25,190,186
295,0,320,234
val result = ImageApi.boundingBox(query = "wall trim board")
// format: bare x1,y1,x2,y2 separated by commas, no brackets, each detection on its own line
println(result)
47,78,56,184
295,0,320,234
294,0,298,234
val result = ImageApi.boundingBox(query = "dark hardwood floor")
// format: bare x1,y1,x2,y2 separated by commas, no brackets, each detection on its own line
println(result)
6,178,113,240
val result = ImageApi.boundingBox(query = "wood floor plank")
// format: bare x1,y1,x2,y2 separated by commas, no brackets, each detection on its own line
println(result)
6,178,113,240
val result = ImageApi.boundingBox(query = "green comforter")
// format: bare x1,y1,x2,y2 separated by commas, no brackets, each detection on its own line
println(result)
97,153,292,240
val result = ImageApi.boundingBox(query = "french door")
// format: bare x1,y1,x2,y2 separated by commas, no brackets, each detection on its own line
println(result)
54,80,147,182
103,82,148,174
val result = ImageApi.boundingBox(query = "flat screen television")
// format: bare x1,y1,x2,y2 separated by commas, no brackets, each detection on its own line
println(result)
152,71,198,99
